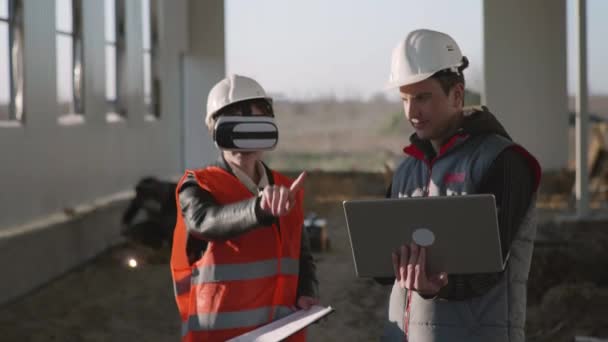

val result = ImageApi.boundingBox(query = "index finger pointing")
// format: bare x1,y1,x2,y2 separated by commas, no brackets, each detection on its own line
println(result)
289,171,307,193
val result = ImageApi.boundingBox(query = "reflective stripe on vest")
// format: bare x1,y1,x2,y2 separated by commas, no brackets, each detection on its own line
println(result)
182,305,294,337
173,257,299,296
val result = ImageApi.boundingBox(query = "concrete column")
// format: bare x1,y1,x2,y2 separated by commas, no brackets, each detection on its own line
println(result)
483,0,568,171
183,0,226,169
574,0,589,217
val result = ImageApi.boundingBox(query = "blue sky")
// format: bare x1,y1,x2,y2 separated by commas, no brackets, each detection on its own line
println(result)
226,0,608,100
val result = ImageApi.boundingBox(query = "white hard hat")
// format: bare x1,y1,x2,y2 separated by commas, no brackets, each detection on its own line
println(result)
205,74,272,128
387,29,465,89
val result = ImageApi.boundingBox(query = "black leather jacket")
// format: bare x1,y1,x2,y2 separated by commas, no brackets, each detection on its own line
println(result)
178,157,319,299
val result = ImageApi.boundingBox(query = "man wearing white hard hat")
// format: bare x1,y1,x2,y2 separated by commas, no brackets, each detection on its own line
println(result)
381,29,541,341
170,75,319,342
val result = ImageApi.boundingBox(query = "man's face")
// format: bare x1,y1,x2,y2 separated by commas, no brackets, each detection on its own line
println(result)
399,78,463,141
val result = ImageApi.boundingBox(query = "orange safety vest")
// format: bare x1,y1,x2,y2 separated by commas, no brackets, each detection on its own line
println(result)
170,166,306,342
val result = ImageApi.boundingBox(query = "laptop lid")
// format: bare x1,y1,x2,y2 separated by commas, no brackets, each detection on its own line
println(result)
343,194,504,277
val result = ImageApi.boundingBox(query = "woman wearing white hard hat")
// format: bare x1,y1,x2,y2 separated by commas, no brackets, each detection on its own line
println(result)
170,75,319,342
382,29,540,342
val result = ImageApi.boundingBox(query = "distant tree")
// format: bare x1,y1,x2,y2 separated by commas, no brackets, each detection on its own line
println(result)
368,92,389,103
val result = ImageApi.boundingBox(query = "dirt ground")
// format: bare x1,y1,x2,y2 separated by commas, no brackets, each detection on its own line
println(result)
1,171,607,341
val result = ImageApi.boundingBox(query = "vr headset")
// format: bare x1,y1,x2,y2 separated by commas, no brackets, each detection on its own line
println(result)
213,116,279,151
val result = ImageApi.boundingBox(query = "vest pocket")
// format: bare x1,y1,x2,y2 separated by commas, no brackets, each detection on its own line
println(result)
466,276,510,327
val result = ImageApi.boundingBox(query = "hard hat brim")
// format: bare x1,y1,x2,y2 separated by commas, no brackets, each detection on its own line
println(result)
207,95,273,120
385,72,436,90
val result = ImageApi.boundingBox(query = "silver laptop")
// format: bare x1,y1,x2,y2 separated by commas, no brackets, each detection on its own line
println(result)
343,194,505,277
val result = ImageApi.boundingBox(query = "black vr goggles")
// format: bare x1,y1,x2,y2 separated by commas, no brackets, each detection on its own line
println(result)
213,116,279,151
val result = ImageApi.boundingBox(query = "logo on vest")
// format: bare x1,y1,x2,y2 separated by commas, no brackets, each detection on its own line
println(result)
443,172,465,184
446,189,467,196
398,188,425,198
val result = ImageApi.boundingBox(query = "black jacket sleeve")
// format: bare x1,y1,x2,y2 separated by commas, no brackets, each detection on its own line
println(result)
178,174,275,241
438,147,535,300
483,149,535,262
178,174,319,300
297,227,320,299
178,174,275,264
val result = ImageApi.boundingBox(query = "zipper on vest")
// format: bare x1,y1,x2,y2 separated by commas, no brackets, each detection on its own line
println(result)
403,134,470,339
405,159,433,339
404,290,412,341
423,159,434,197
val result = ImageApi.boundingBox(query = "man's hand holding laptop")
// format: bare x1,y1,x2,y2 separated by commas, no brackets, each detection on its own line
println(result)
392,242,448,296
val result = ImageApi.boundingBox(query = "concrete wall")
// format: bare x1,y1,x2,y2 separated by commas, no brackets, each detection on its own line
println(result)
0,0,224,305
0,197,130,305
483,0,568,171
0,0,186,230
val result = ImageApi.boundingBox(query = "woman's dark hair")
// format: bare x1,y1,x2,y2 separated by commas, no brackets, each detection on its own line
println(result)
213,98,274,119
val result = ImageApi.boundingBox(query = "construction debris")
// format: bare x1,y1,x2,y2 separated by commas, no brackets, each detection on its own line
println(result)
527,216,608,341
121,177,177,249
304,212,330,252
